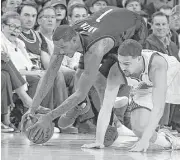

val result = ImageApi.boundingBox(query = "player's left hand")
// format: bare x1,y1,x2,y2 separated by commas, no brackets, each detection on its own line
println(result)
26,114,53,143
81,142,105,149
129,138,149,152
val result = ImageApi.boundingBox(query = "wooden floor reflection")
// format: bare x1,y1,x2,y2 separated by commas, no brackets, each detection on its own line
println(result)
1,132,180,160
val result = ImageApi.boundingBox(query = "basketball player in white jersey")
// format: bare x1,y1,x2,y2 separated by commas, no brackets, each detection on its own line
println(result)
82,39,180,152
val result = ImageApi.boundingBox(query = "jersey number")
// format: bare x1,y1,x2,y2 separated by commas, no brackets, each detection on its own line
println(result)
96,9,113,22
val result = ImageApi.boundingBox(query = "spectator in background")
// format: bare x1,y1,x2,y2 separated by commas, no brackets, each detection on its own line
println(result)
159,4,172,16
17,1,47,69
144,11,179,61
85,0,109,14
68,0,84,7
123,0,141,12
1,0,22,14
51,0,68,28
68,3,88,25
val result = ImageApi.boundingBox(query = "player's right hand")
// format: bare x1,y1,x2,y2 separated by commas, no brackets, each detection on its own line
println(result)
81,143,105,149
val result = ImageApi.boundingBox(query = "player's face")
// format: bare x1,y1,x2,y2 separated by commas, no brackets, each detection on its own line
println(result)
151,16,169,38
54,38,79,58
118,55,140,77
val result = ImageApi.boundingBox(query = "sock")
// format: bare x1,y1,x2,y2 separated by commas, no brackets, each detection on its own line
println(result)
154,132,171,148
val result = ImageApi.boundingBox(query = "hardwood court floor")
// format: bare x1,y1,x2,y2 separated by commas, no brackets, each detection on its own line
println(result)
1,132,180,160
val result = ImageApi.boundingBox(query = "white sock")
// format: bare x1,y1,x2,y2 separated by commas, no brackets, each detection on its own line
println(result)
154,132,171,148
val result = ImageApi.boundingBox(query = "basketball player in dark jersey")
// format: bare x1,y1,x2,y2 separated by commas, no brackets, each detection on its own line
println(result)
21,6,147,145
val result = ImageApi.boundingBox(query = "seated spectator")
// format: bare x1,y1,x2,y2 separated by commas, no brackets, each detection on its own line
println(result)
144,11,179,61
85,0,109,14
51,0,68,28
1,54,50,132
1,0,22,14
68,0,84,7
123,0,141,12
159,4,172,16
17,1,46,69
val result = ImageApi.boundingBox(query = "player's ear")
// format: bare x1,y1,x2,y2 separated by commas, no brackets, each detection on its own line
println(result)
72,36,77,43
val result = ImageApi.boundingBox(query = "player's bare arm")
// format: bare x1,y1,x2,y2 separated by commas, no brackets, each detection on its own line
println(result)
141,54,168,141
82,63,126,148
30,53,64,113
47,38,115,121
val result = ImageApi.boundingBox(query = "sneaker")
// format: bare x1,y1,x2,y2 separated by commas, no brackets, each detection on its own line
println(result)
78,120,96,134
58,102,90,129
159,125,178,135
114,96,128,109
1,123,14,133
104,125,118,147
159,128,180,150
61,126,78,134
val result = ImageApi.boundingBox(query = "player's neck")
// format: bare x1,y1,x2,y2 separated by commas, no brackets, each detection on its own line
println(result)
133,57,145,79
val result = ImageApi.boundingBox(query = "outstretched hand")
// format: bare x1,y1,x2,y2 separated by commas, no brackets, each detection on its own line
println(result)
25,114,54,143
129,138,149,152
81,142,105,149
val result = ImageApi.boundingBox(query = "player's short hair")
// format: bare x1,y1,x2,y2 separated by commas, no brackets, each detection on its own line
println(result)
118,39,142,58
151,11,169,24
53,25,77,42
1,11,21,24
17,0,38,15
68,3,88,17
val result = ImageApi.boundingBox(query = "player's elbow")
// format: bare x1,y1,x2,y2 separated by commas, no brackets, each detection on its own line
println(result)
76,90,87,103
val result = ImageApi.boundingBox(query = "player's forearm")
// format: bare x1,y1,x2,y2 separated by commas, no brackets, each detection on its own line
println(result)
30,54,64,113
47,91,84,120
47,70,95,120
96,86,119,144
142,87,166,141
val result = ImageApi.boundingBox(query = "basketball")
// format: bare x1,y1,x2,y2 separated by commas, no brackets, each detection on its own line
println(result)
104,125,118,147
23,114,54,144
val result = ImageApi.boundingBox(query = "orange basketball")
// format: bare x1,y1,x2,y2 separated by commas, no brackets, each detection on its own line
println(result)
23,114,54,144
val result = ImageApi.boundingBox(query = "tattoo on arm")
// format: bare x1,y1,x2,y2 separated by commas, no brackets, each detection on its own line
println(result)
31,54,64,111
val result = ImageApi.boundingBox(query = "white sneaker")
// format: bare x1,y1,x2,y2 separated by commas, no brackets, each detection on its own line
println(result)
159,128,180,150
114,97,128,109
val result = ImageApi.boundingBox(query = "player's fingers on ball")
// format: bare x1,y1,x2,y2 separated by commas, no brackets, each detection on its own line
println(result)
31,126,42,140
33,128,43,142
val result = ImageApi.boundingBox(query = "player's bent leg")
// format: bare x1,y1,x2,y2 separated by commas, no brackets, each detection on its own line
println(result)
130,103,180,150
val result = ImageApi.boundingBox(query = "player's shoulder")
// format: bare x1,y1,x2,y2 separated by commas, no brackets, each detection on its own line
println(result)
151,52,168,69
